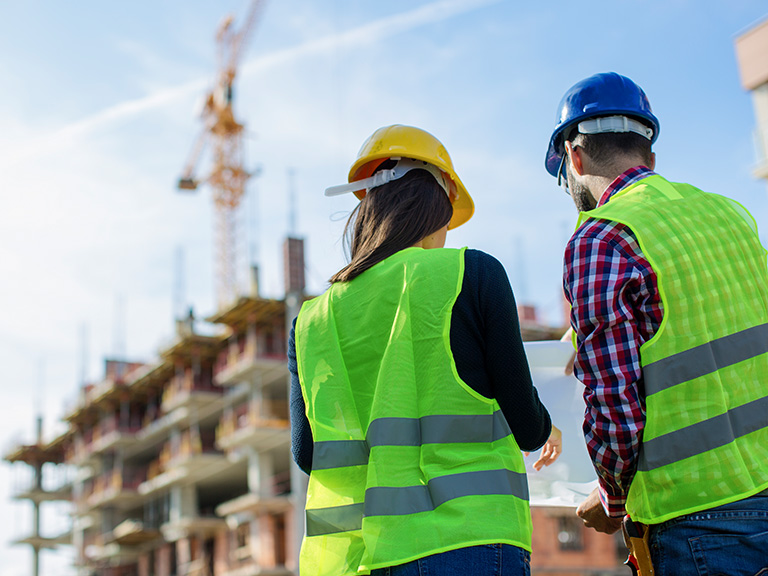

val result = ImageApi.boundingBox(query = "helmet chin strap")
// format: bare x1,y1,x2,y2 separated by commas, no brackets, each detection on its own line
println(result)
325,158,452,199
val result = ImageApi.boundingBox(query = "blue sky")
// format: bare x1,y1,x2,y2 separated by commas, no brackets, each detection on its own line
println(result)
1,1,767,573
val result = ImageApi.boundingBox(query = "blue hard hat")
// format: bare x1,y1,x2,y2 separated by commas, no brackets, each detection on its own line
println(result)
545,72,660,177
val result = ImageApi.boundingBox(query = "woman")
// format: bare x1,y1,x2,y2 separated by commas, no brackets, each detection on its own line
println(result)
288,125,561,576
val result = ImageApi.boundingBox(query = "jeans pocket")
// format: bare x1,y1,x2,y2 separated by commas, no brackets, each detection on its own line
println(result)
690,529,768,576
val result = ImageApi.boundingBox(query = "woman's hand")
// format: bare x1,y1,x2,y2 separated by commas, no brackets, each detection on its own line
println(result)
532,425,563,471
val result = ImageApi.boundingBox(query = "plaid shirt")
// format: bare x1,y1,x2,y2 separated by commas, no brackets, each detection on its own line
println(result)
563,166,663,517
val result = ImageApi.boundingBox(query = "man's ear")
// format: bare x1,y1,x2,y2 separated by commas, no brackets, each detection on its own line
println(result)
565,141,585,176
649,151,656,171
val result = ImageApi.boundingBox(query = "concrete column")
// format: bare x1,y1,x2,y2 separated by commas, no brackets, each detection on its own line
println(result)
177,537,192,575
246,448,275,567
249,514,261,565
247,447,274,498
169,484,197,524
251,386,264,423
169,428,181,463
284,236,307,572
71,477,85,571
288,460,308,571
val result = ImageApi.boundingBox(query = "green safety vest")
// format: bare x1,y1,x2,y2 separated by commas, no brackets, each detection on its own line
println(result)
295,247,532,575
575,174,768,525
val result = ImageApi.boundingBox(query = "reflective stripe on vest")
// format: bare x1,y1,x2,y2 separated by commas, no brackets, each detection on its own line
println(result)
576,175,768,525
643,323,768,397
639,394,768,472
306,468,529,537
312,410,513,470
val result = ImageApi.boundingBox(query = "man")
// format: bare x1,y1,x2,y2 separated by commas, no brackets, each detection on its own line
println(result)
547,72,768,573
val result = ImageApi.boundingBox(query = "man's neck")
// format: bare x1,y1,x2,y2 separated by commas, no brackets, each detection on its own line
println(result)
586,174,616,206
587,158,649,205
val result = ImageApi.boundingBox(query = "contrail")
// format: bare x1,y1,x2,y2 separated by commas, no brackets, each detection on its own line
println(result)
2,0,500,167
241,0,503,75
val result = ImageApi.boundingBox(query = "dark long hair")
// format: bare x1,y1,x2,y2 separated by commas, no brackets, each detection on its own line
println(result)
329,165,453,284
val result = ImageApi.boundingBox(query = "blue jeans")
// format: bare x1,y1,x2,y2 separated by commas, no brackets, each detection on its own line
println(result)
369,544,530,576
648,491,768,575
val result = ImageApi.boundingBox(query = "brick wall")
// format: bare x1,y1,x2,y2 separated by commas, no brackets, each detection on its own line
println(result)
530,507,622,575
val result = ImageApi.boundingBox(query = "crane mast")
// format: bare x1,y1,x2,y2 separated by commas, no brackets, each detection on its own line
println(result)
178,0,266,309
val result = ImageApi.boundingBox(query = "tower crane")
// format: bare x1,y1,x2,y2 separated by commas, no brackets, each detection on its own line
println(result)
178,0,267,309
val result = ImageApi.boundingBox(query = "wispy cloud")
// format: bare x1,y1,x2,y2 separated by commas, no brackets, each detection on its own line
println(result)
2,0,500,168
2,79,207,168
241,0,502,73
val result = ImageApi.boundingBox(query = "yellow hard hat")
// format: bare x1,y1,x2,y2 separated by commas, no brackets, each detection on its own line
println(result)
346,124,474,230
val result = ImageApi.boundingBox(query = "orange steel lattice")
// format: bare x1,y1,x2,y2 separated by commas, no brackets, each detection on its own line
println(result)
178,0,267,309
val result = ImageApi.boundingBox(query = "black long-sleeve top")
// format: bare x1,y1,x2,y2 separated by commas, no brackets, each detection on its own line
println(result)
289,249,551,474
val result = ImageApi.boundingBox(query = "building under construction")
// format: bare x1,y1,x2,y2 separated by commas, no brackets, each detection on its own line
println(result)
5,237,306,576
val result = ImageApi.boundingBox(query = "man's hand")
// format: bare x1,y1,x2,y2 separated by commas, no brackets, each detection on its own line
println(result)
576,487,623,534
532,425,563,471
559,329,576,375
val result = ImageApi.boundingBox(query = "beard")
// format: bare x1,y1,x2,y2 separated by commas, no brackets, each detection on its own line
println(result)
566,164,597,212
